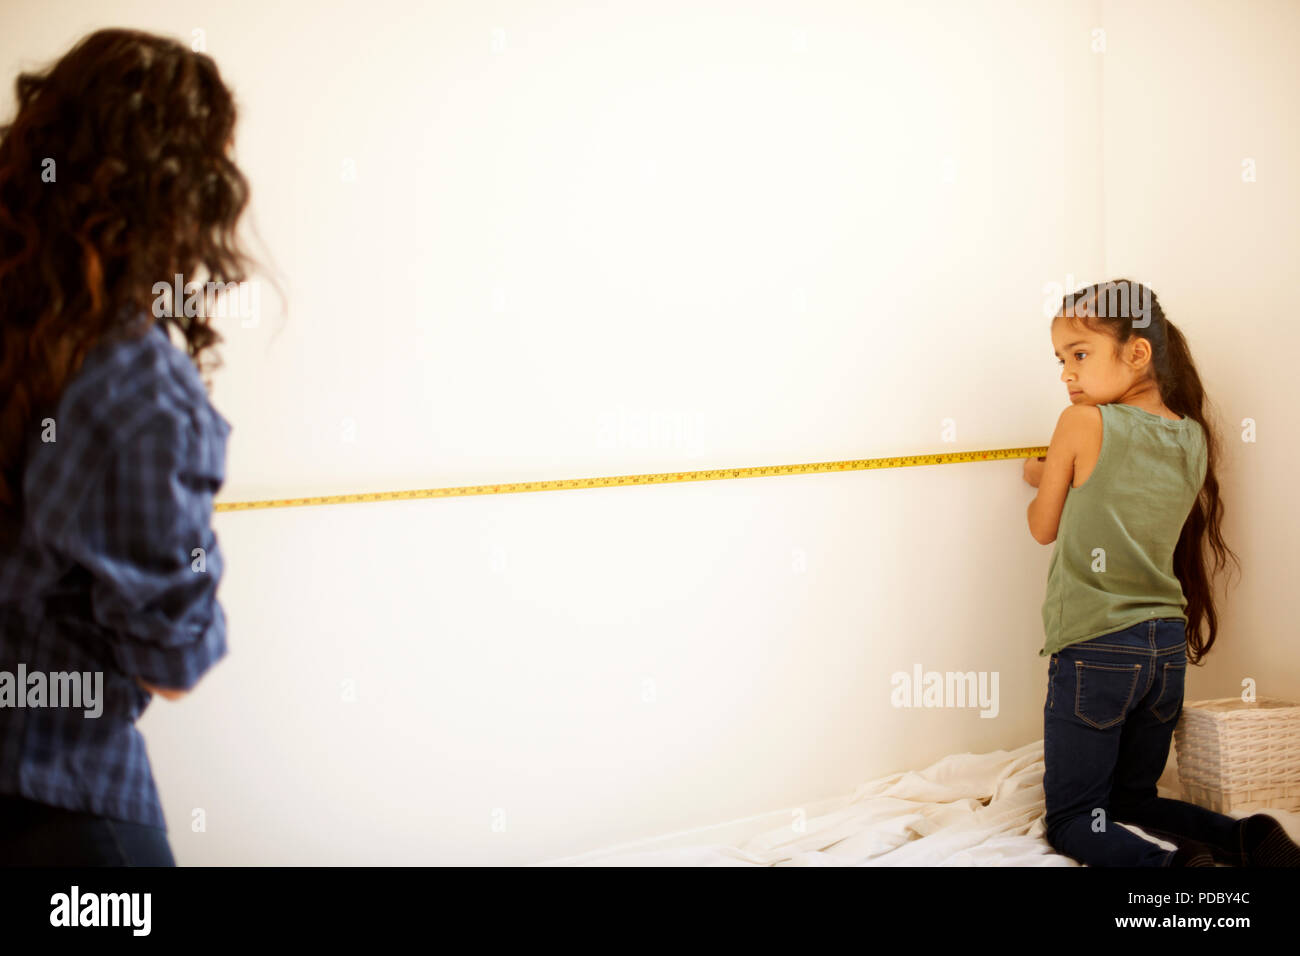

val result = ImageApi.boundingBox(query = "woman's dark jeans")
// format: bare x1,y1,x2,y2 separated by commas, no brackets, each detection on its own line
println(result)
1043,617,1245,866
0,794,176,866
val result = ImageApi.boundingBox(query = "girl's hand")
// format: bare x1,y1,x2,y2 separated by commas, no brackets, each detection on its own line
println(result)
1023,455,1046,488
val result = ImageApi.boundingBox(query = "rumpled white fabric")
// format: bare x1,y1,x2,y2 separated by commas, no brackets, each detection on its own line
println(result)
555,738,1251,867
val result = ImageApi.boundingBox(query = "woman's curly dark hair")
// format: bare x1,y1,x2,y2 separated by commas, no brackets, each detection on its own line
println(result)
0,28,258,545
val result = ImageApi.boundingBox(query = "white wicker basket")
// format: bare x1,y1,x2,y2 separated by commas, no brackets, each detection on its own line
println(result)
1173,697,1300,814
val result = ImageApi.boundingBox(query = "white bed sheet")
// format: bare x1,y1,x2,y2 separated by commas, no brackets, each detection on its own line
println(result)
558,738,1300,866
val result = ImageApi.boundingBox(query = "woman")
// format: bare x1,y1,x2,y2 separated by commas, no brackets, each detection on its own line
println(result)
0,28,256,865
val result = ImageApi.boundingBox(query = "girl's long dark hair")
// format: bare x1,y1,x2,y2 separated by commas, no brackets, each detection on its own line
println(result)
1061,279,1240,665
0,28,258,547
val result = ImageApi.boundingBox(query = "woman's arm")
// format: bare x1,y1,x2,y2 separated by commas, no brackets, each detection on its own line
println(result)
30,406,228,699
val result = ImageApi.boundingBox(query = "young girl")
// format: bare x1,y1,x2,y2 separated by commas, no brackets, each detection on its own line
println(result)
1024,279,1299,867
0,29,257,864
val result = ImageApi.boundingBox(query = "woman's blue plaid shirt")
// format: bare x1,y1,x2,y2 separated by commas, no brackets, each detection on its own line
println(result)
0,320,230,829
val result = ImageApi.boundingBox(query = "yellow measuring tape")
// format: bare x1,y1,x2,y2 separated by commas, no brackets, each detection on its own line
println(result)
214,445,1049,512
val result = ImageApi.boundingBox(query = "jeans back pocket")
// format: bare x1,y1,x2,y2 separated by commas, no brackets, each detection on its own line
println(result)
1149,659,1186,723
1073,661,1142,729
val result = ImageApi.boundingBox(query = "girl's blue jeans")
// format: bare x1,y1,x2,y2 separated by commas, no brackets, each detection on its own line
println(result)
1042,617,1246,866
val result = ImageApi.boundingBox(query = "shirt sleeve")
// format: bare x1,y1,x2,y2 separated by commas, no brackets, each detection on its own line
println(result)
48,408,229,691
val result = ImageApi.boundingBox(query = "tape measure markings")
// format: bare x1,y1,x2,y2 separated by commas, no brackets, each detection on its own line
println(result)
213,444,1048,512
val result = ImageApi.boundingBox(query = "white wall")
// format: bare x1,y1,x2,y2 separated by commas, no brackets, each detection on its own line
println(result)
1,0,1293,865
1099,0,1300,707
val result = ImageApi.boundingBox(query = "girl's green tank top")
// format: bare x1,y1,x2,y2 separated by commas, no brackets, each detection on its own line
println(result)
1039,402,1207,657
